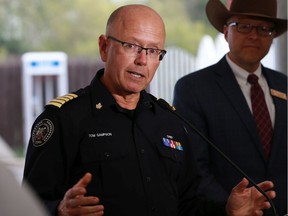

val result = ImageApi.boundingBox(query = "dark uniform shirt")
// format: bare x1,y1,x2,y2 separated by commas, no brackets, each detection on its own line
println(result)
23,69,225,216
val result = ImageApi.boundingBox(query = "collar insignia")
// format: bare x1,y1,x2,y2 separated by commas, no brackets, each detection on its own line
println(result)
96,103,103,109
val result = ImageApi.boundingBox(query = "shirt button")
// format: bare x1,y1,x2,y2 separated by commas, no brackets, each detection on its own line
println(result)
104,152,110,158
140,149,145,154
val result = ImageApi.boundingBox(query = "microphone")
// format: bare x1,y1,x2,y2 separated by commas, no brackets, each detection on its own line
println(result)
156,98,278,216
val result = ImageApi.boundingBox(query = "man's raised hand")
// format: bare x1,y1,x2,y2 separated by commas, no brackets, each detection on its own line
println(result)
58,173,104,216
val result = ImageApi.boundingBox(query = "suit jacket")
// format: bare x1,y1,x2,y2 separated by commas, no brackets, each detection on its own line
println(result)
173,56,287,216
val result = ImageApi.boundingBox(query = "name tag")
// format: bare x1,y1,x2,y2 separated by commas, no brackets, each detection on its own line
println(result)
270,89,287,100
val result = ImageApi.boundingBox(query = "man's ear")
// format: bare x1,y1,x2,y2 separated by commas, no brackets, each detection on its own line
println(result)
98,34,108,62
223,25,229,42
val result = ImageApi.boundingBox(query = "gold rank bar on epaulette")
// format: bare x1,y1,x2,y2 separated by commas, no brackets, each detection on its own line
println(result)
47,93,78,108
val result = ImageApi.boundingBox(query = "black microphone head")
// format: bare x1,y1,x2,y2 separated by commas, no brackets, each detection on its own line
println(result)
157,98,176,112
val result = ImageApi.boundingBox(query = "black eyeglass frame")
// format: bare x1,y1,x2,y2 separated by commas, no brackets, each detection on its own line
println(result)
227,22,275,37
107,36,167,61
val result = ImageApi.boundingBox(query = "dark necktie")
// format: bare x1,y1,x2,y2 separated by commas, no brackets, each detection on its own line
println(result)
247,74,273,159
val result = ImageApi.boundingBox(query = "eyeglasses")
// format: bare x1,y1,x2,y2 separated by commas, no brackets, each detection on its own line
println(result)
228,22,275,37
107,36,167,61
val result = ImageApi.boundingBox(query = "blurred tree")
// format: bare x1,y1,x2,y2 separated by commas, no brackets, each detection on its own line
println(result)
184,0,207,22
183,0,222,37
0,0,216,58
183,0,226,22
149,0,208,54
0,0,27,57
37,0,116,57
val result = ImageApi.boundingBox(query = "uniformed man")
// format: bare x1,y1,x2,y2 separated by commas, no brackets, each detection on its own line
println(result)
23,4,276,216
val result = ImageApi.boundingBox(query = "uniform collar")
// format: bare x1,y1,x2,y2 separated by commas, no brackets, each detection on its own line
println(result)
90,69,155,114
90,69,117,110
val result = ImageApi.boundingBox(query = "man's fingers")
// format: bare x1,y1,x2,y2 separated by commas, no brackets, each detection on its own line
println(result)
254,209,264,216
64,204,104,216
265,190,276,199
233,178,249,193
233,179,274,195
59,196,104,216
65,173,93,199
70,196,101,207
256,181,274,191
75,172,92,188
59,173,104,216
257,190,276,209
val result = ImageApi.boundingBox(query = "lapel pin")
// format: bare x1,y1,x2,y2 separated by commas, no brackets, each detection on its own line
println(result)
96,102,103,109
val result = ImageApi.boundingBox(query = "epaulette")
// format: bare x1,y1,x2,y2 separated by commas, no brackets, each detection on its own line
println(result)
46,93,78,109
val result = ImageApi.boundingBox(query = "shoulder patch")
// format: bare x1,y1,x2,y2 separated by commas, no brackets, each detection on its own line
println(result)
32,119,54,147
46,93,78,108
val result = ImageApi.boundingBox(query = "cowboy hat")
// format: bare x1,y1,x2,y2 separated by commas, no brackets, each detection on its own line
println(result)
206,0,287,37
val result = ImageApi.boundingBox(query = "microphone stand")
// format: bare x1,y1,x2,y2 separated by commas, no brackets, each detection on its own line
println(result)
156,98,278,216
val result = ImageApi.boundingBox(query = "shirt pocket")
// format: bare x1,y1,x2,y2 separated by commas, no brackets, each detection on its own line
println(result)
155,136,185,182
80,135,129,164
156,136,184,163
78,134,130,197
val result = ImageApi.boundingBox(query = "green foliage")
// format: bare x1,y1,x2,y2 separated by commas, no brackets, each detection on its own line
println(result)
0,37,26,54
0,0,218,58
147,0,218,54
184,0,208,22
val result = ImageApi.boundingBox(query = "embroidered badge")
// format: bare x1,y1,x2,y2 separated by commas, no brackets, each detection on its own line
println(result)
32,119,54,147
162,137,183,151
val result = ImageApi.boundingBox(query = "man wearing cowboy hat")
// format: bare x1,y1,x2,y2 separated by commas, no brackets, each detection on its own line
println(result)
173,0,287,215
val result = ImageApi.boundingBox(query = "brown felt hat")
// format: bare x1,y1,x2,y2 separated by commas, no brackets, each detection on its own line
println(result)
206,0,287,37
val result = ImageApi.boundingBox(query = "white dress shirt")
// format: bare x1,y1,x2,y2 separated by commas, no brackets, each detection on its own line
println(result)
226,55,275,127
